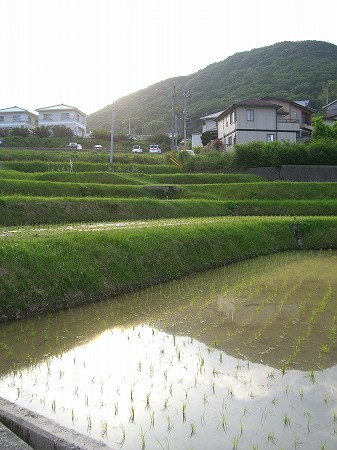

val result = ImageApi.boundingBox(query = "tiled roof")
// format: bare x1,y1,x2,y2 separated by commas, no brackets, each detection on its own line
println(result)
215,99,282,121
200,111,224,120
36,104,87,116
0,106,36,115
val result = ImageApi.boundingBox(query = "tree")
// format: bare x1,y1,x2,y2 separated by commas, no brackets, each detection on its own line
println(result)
33,126,51,138
201,131,212,146
91,130,111,141
11,127,30,137
50,126,73,138
311,115,333,139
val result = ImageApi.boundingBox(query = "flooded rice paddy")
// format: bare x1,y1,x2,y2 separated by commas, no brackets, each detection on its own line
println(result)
0,250,337,449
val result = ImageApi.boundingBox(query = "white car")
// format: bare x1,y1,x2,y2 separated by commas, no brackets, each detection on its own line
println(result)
149,144,161,154
180,149,195,156
132,145,143,153
94,145,103,150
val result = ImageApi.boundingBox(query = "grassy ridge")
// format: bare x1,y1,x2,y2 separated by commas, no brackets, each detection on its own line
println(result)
2,160,182,173
1,179,337,200
0,170,263,185
1,197,337,226
1,216,337,321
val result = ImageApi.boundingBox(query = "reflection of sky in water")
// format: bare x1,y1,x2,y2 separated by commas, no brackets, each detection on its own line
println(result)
1,324,337,450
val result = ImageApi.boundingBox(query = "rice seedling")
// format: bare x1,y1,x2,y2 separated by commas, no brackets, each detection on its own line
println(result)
129,406,135,423
232,435,239,450
190,422,196,437
166,415,174,433
100,420,108,437
182,402,187,423
86,415,92,432
282,413,291,428
149,410,155,428
145,392,151,409
115,424,126,448
220,413,228,433
294,436,303,449
267,432,276,445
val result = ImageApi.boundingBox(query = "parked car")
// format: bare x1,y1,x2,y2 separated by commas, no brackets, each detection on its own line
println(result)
94,144,103,150
132,145,143,153
180,149,195,156
149,144,162,154
67,142,78,148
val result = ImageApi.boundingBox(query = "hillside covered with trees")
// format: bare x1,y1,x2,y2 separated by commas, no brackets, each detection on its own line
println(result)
87,40,337,135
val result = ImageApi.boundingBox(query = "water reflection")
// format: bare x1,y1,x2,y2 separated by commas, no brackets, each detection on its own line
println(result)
0,250,337,449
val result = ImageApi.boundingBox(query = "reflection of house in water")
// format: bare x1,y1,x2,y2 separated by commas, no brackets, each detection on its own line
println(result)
216,294,296,327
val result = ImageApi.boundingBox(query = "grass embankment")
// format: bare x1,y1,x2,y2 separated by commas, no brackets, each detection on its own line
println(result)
2,179,337,199
1,216,337,321
1,179,337,225
2,160,181,173
1,197,337,226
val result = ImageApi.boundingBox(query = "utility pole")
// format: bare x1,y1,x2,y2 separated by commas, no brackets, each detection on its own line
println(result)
171,86,176,151
128,118,131,136
182,91,190,147
110,103,114,166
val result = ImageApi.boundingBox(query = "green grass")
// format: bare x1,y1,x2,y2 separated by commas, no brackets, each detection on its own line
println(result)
1,179,337,200
1,197,337,226
2,216,337,320
0,170,263,185
2,160,182,173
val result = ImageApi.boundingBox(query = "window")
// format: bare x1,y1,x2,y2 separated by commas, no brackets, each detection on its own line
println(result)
13,115,22,122
230,111,235,124
246,109,254,121
0,116,4,122
61,113,70,120
267,134,275,142
226,115,229,127
43,113,52,121
27,116,31,123
228,136,232,146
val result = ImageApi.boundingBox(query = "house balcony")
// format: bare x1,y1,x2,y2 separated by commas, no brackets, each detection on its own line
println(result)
277,118,300,131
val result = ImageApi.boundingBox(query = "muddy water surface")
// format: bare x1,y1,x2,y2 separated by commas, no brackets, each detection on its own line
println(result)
0,250,337,449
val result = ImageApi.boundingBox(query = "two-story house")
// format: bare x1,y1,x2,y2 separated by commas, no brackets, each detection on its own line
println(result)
36,104,87,137
0,106,38,131
215,98,314,151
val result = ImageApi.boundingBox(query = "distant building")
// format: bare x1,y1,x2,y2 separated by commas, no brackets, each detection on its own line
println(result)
0,106,38,131
192,110,224,148
36,104,87,137
322,99,337,125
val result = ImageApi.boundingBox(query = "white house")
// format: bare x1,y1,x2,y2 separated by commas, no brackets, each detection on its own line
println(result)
215,98,314,151
192,110,224,148
0,106,38,131
36,104,87,137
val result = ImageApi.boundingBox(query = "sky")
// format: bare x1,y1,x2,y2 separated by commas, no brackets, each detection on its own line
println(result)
2,0,337,116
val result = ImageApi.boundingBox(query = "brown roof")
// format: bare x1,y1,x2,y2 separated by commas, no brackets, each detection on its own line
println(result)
215,98,282,121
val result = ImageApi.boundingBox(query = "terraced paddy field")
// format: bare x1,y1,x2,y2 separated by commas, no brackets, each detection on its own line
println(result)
1,148,337,449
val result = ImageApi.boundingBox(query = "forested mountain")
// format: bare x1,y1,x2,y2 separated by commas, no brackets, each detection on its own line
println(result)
87,40,337,135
